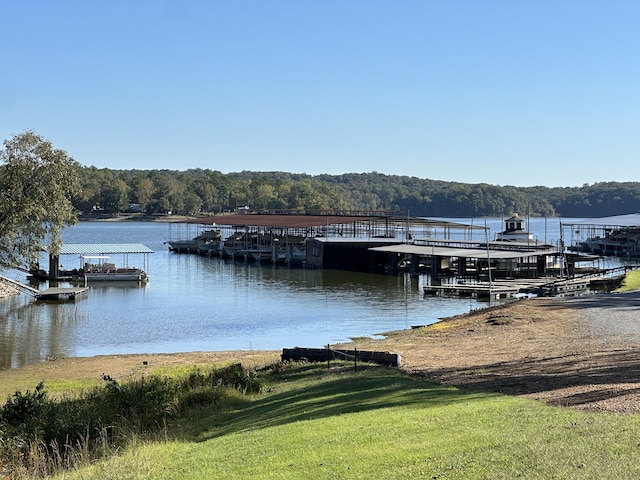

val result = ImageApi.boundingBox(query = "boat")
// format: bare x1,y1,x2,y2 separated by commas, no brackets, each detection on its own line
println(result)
495,214,535,242
222,231,254,259
166,229,222,253
75,256,149,282
578,228,640,257
246,234,307,264
273,235,307,265
565,213,640,257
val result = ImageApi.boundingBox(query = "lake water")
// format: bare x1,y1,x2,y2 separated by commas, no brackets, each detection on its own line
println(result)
0,217,630,370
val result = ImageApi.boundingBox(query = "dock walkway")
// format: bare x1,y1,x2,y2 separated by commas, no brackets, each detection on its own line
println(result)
424,277,594,299
0,275,88,300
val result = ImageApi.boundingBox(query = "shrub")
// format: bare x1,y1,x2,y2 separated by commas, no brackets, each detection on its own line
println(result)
0,364,263,477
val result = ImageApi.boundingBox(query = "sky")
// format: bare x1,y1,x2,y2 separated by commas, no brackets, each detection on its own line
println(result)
1,1,639,187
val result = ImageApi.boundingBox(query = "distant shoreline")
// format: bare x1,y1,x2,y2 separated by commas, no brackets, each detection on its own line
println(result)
78,214,193,223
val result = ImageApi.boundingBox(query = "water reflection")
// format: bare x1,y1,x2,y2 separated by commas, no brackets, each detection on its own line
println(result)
0,295,88,369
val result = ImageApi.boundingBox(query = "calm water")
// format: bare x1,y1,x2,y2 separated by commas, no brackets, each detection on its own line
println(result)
0,217,629,370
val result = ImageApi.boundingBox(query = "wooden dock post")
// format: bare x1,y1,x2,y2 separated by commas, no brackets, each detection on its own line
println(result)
327,344,330,369
354,347,357,372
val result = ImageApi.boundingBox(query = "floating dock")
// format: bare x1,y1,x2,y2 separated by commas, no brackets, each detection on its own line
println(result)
423,276,600,299
35,286,89,300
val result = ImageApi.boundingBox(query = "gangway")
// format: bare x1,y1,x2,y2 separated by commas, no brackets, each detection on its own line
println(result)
0,274,88,300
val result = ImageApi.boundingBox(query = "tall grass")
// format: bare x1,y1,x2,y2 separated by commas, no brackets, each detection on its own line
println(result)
0,363,261,478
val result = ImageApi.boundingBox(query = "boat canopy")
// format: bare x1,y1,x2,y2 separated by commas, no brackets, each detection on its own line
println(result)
563,213,640,228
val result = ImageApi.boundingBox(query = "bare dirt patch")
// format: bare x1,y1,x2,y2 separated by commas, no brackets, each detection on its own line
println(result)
340,294,640,414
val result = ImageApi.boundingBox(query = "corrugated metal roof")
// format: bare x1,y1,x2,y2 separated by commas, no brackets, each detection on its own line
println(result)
174,214,481,230
308,237,406,244
369,244,558,260
58,243,154,255
563,213,640,227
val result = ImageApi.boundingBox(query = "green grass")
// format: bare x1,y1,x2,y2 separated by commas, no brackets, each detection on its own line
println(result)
615,270,640,292
52,362,640,480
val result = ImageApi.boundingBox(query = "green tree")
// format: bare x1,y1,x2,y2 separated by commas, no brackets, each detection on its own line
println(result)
133,176,154,212
146,172,185,214
0,131,80,269
101,177,129,213
74,166,104,213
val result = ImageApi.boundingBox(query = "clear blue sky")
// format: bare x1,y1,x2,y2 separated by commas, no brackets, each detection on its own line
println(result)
1,1,639,187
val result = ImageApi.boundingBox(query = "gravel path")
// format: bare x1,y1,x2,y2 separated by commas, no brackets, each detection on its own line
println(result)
563,290,640,343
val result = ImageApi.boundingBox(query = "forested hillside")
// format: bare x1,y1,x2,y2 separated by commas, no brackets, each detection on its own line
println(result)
75,167,640,218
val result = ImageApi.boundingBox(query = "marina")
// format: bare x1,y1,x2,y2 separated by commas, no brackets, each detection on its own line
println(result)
0,218,637,372
163,211,640,303
167,211,618,299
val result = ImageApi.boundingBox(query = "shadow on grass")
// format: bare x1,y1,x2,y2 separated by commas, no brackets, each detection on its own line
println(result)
416,348,640,408
182,363,497,442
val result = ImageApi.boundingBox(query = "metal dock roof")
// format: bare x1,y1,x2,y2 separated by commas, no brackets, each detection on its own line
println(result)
174,214,482,230
58,243,154,255
369,244,558,259
563,213,640,227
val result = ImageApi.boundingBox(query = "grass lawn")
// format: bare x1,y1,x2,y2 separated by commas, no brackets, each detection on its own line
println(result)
616,269,640,292
53,362,640,480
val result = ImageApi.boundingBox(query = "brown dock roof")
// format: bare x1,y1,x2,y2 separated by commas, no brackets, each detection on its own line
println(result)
175,214,478,230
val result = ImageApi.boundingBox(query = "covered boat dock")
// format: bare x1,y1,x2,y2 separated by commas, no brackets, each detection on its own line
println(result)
35,243,154,281
564,213,640,257
167,210,485,268
369,239,559,278
169,212,416,261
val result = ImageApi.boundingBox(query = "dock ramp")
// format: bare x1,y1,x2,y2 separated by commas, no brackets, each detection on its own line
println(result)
0,275,88,300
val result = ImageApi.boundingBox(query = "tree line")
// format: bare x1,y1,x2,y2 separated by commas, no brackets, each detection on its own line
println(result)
1,129,638,271
75,167,640,218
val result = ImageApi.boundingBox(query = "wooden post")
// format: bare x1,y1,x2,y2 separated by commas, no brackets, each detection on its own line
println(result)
49,254,60,280
354,347,357,372
326,344,330,369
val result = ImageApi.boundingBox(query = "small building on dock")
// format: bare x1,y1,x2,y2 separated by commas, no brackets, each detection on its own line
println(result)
305,237,406,271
